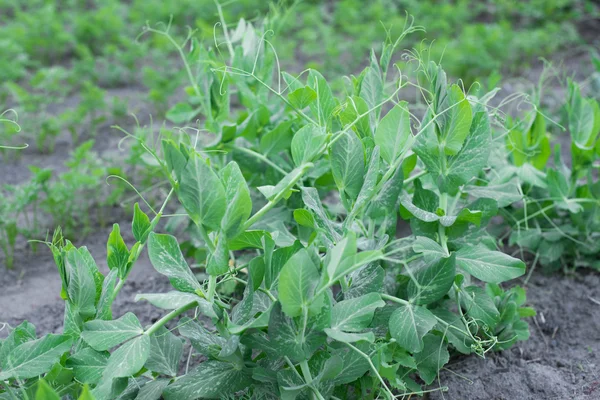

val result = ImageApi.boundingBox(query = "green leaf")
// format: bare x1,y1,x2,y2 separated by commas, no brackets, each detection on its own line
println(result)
412,236,449,262
431,308,472,354
0,321,36,363
288,86,317,109
439,84,472,155
547,169,582,213
459,286,499,327
67,348,108,385
36,379,60,400
455,245,525,283
107,224,130,279
220,162,252,238
166,102,199,124
0,334,73,381
375,102,412,164
96,269,118,320
178,317,226,357
267,302,327,362
331,343,371,385
66,249,97,318
206,233,229,276
145,327,183,376
260,120,294,156
340,96,371,138
301,187,340,244
324,329,375,343
291,123,327,167
293,209,315,228
330,130,364,200
103,334,150,379
389,303,437,353
279,248,323,317
228,230,269,250
360,52,383,128
163,361,252,400
78,385,96,400
330,293,384,332
408,254,456,305
135,292,215,317
147,233,202,293
568,80,596,150
414,335,449,384
132,203,151,243
464,180,521,207
81,312,143,351
325,233,357,282
134,380,169,400
307,70,336,128
349,146,380,220
345,263,385,299
178,153,226,231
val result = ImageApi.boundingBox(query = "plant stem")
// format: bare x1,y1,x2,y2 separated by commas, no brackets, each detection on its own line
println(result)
196,222,216,253
207,275,217,304
144,301,197,336
232,145,289,175
243,163,313,230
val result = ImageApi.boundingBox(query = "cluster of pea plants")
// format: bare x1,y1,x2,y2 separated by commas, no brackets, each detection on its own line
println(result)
0,20,534,400
494,77,600,273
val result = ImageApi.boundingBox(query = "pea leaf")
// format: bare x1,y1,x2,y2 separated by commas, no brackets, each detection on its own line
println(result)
35,379,60,400
102,334,150,379
0,334,73,380
375,102,412,164
330,130,364,200
288,86,317,109
66,348,109,385
220,162,252,238
459,286,499,327
439,84,472,155
107,224,130,279
412,236,449,261
81,312,143,351
260,120,294,156
291,123,327,167
408,254,456,305
147,233,202,293
455,245,525,283
145,327,183,376
330,293,384,332
414,334,449,384
278,248,323,317
178,153,226,231
132,203,151,243
389,303,437,353
162,361,252,400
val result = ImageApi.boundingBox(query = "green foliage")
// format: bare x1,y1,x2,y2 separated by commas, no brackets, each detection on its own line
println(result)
0,20,538,398
498,78,600,272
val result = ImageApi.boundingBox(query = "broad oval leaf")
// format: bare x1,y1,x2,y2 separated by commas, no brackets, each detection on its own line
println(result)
163,360,252,400
456,245,525,283
389,303,437,353
279,248,323,317
178,153,226,231
375,102,412,164
147,232,202,293
81,312,143,351
407,254,456,305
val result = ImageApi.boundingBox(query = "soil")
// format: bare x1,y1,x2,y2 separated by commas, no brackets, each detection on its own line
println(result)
1,24,600,400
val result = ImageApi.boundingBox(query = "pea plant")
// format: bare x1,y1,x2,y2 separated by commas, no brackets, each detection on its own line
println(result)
497,78,600,274
0,20,533,400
